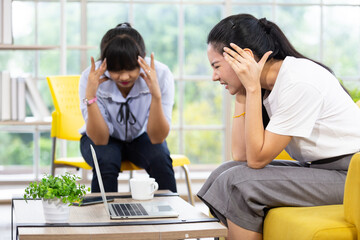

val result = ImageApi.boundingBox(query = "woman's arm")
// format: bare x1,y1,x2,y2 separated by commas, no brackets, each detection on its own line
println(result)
231,92,247,161
224,44,291,168
85,57,110,145
138,53,170,144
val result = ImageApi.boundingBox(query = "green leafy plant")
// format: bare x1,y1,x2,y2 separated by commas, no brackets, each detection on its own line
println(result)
24,172,90,205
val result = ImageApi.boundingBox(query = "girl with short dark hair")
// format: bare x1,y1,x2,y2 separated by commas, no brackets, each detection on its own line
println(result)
79,23,176,193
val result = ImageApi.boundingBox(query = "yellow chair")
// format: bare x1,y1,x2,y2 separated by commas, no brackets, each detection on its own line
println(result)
264,152,360,240
47,75,195,205
216,149,356,240
275,149,293,161
263,100,360,239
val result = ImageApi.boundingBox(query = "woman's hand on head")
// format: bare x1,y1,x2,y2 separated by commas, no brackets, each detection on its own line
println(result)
223,43,272,92
138,53,161,100
86,57,109,97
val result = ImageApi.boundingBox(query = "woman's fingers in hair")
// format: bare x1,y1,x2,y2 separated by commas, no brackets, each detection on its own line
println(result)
89,57,108,84
87,57,108,96
96,58,107,82
223,47,243,64
222,46,243,72
98,59,109,83
90,57,107,75
99,77,109,84
225,43,249,61
229,43,245,54
99,58,107,73
223,52,242,73
138,55,149,71
138,54,156,76
138,54,161,99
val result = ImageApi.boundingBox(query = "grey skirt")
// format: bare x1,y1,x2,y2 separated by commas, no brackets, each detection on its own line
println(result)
197,154,355,234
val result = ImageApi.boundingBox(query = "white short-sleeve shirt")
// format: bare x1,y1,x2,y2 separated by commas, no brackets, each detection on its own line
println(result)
79,57,174,142
263,56,360,162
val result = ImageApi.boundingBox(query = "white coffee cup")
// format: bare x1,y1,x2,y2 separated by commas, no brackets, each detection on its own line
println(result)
130,177,159,200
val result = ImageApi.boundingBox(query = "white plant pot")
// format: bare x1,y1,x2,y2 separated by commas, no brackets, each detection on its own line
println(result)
42,198,70,223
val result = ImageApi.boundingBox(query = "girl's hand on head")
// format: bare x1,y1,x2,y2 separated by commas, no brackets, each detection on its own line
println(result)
138,53,161,100
86,57,109,97
223,43,272,92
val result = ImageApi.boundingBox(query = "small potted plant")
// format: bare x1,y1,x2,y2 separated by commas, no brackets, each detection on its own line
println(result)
24,172,90,223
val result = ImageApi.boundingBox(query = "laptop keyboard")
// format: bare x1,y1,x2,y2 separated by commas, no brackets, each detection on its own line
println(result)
111,203,149,217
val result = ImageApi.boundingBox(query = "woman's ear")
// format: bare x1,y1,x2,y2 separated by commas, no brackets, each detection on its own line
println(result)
243,48,261,61
243,48,254,58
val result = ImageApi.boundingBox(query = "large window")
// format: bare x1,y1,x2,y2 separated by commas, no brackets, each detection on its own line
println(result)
1,0,360,179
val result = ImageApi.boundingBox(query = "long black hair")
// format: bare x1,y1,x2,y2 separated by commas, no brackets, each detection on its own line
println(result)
209,13,350,101
208,14,333,73
208,14,351,126
99,22,146,71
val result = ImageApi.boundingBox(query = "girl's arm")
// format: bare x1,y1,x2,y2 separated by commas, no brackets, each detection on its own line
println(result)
147,96,170,144
138,53,170,144
85,57,110,145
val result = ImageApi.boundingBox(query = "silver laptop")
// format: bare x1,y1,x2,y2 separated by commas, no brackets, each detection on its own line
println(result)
90,144,179,219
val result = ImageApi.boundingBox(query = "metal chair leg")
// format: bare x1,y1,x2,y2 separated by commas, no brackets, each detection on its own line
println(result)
181,165,195,205
50,137,57,176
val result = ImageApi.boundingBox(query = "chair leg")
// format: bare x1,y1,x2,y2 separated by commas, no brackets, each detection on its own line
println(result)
50,137,57,176
81,169,87,182
181,165,195,206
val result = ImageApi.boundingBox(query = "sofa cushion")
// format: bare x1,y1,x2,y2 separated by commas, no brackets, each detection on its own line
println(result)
263,204,356,240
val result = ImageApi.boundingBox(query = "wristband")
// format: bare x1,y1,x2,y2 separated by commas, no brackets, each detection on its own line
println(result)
83,97,97,106
233,112,245,118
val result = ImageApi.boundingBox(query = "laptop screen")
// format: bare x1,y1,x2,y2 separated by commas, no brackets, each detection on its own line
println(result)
90,144,111,217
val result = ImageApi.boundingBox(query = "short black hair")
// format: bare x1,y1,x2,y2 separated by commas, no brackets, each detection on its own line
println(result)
100,22,146,71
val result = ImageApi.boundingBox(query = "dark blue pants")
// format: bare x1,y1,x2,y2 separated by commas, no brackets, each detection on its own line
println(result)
80,133,177,193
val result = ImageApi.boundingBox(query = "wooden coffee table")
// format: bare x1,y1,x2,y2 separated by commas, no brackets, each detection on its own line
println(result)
12,192,227,240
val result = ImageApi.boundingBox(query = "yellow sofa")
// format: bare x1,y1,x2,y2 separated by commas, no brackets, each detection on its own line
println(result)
263,152,360,240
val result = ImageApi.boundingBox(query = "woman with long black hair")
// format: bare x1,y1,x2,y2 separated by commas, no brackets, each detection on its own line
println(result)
198,14,360,240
